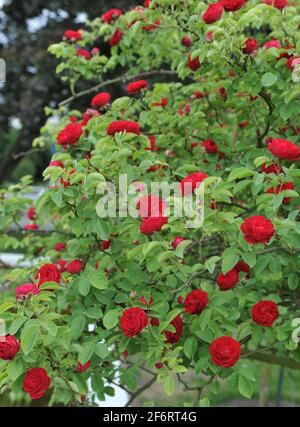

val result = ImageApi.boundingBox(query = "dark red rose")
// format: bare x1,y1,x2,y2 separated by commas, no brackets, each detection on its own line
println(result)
261,162,283,174
152,98,168,107
91,92,111,108
76,48,91,60
268,138,300,161
202,139,219,153
24,224,39,231
56,260,68,273
140,216,169,235
209,336,241,368
54,242,66,252
127,80,149,94
219,87,227,100
234,261,250,279
172,237,186,249
76,361,91,372
238,121,249,128
150,317,160,327
50,160,64,168
221,0,246,11
16,283,39,301
27,207,36,220
202,2,223,24
243,38,258,54
0,335,20,360
101,8,122,23
109,29,123,46
107,120,141,136
142,19,161,32
64,30,82,41
165,315,183,344
57,123,83,146
252,301,279,326
66,260,84,275
144,0,151,6
137,194,167,218
145,135,156,151
274,0,287,9
179,171,207,196
240,215,275,244
36,264,61,287
266,181,295,204
120,307,148,337
181,36,192,47
216,269,239,291
187,53,201,71
155,362,164,369
101,240,111,251
22,368,51,400
184,289,209,315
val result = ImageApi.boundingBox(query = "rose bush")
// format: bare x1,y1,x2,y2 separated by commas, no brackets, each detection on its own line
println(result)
0,0,300,407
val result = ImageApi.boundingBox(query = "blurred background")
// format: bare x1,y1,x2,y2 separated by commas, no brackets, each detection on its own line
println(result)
0,0,300,408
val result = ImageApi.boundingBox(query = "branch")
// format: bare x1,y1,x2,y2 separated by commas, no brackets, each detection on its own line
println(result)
59,70,179,108
12,148,46,160
257,90,274,148
245,352,300,370
125,376,156,407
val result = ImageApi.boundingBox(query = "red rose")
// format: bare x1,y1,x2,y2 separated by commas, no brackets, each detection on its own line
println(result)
238,121,249,128
286,56,300,71
27,207,36,220
274,0,287,8
179,171,207,196
36,264,61,286
152,98,168,107
16,283,39,301
219,87,227,100
150,317,160,327
0,335,20,360
145,135,156,151
187,53,201,71
221,0,246,11
261,162,283,174
22,368,51,400
101,240,111,251
127,80,149,94
216,269,239,291
91,92,111,108
181,36,192,47
54,242,66,252
120,307,148,337
56,260,68,272
209,336,241,368
243,38,258,54
24,223,39,231
76,48,91,60
137,194,167,218
202,139,219,153
165,315,183,344
109,29,123,46
144,0,151,6
107,120,141,136
50,160,64,168
266,181,295,204
184,289,209,315
155,362,164,369
140,216,169,235
64,30,82,41
268,138,300,161
252,301,279,326
202,3,223,24
66,260,84,275
142,19,161,32
263,39,281,49
240,215,275,244
101,8,122,23
76,361,91,372
234,261,250,279
172,237,186,249
57,123,83,146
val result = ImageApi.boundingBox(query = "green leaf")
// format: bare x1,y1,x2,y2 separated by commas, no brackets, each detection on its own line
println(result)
183,337,197,359
7,358,23,381
103,310,120,330
88,271,108,290
21,324,39,355
198,308,212,330
71,316,85,339
238,374,254,399
261,72,278,87
79,342,95,365
0,301,15,314
164,375,175,396
228,168,254,182
222,254,239,274
9,316,27,335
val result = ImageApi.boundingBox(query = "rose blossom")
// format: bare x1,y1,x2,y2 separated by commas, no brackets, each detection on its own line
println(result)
210,336,241,368
120,307,148,337
252,301,279,326
22,368,51,400
240,215,275,244
184,289,209,315
0,335,20,360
